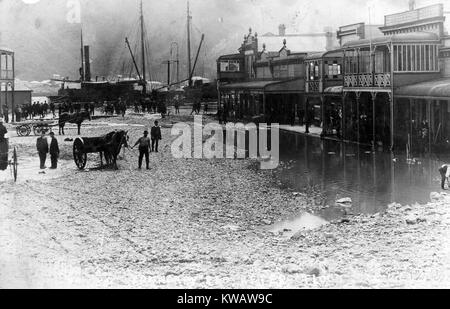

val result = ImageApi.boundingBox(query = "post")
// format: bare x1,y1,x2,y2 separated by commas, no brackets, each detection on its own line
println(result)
187,1,192,85
371,92,377,149
356,92,360,144
321,96,325,136
12,52,15,123
389,93,394,151
166,60,171,86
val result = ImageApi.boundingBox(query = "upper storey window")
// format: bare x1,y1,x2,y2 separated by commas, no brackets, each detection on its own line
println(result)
220,60,241,72
393,44,439,72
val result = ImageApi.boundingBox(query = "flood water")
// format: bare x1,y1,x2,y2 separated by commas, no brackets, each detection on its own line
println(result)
275,131,450,222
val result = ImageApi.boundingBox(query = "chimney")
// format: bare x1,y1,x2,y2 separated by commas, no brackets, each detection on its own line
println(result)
409,0,416,11
278,24,286,36
324,27,334,51
84,45,91,82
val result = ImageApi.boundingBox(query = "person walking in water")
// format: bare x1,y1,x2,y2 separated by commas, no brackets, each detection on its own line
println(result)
151,121,162,153
36,132,49,169
131,131,151,170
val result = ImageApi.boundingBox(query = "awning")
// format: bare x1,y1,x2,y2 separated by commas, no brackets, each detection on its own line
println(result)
219,78,304,93
324,86,343,95
220,80,279,92
395,78,450,100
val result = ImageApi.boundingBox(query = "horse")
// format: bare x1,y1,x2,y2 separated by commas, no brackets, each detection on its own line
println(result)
59,111,92,135
101,130,129,170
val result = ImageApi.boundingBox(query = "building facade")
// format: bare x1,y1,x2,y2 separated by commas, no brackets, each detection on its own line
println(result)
341,3,450,153
0,48,14,122
217,3,450,155
218,29,308,124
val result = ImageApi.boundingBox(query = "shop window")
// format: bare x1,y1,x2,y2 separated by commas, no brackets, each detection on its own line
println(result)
220,60,240,72
327,63,341,78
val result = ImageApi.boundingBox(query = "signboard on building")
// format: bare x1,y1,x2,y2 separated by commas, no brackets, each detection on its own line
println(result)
384,4,443,27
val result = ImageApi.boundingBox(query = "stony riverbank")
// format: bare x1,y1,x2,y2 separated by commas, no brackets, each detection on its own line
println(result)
0,113,449,288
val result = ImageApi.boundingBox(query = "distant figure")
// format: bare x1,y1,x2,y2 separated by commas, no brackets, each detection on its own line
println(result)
90,102,95,116
15,105,22,122
36,132,49,169
131,131,151,170
439,165,450,190
49,132,60,169
174,97,180,115
3,105,9,123
50,102,56,118
151,121,162,153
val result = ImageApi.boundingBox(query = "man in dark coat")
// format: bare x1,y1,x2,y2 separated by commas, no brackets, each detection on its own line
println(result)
50,102,56,118
151,121,162,153
49,132,60,169
36,132,49,169
0,118,7,141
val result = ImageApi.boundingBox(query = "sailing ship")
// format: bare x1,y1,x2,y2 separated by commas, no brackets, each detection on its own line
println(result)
49,0,217,104
49,0,157,103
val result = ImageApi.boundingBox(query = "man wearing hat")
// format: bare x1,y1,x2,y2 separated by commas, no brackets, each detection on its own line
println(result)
49,132,60,169
131,130,151,170
36,131,49,169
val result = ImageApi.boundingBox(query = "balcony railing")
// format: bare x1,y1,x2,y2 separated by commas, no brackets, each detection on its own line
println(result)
374,73,391,88
0,70,14,80
306,80,322,93
344,73,391,88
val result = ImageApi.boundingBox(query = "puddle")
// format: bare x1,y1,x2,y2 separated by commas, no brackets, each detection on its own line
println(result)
275,132,449,222
267,213,329,238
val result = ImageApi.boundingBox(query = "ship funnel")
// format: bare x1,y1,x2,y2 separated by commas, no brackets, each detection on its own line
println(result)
84,45,91,82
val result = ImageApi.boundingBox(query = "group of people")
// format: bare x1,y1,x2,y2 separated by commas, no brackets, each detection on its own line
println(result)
34,120,162,171
36,131,60,170
131,121,162,170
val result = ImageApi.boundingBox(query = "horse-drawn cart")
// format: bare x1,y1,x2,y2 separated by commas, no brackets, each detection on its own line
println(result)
0,138,18,182
14,120,58,137
73,130,129,170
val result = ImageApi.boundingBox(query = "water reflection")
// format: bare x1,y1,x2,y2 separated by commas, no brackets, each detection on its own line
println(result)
276,132,449,216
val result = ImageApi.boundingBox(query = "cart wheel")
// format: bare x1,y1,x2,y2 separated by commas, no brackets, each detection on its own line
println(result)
12,147,18,182
73,138,87,170
33,125,51,136
16,125,31,137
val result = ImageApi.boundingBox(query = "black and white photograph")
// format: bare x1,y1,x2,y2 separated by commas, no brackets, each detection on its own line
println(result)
1,0,450,292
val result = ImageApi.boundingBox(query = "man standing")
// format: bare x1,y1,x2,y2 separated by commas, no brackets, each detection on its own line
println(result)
151,121,162,153
3,104,9,123
131,131,151,170
49,132,60,169
50,101,56,118
0,118,7,141
0,118,8,171
36,132,49,169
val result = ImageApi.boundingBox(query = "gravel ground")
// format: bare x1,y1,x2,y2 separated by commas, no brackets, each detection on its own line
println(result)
1,112,449,288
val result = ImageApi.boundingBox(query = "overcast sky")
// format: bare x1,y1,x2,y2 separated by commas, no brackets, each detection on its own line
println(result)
1,0,449,80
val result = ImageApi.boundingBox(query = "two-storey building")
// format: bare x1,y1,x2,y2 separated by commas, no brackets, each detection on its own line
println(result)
341,3,449,152
0,48,14,122
218,29,309,124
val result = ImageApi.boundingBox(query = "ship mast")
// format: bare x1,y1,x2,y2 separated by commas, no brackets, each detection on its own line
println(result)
187,0,192,86
140,0,147,94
